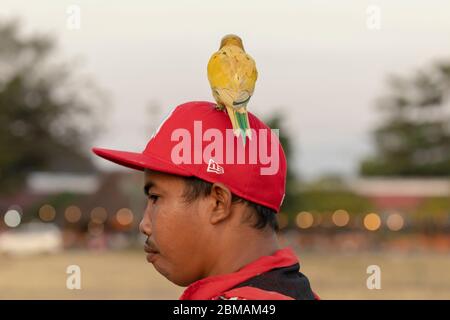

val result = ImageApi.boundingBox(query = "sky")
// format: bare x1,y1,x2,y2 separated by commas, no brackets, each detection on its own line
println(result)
2,0,450,180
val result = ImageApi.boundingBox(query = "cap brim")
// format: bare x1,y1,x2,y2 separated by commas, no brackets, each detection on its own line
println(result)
92,147,193,177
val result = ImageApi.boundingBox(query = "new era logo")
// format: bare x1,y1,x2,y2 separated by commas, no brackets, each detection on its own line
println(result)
207,158,224,174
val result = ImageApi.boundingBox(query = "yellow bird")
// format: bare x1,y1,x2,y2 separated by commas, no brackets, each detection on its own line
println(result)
207,34,258,145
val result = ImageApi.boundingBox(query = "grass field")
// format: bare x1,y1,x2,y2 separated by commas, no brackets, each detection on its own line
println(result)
1,249,450,299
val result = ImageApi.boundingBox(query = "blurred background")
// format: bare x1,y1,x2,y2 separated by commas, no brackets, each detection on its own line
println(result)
1,0,450,299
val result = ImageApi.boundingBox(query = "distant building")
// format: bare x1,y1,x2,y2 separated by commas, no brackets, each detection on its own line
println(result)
1,171,142,231
27,172,99,194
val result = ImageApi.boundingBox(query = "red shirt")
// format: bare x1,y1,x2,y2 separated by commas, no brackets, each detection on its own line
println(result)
179,247,319,300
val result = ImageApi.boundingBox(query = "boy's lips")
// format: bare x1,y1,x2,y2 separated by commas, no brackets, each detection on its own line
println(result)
144,245,160,263
144,244,159,254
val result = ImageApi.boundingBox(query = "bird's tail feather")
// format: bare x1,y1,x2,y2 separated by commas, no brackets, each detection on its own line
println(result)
226,106,251,146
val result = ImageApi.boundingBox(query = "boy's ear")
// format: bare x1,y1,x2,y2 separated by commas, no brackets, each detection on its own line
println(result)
209,183,233,224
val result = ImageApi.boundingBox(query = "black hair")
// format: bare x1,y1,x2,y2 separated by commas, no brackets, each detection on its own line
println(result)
181,176,279,232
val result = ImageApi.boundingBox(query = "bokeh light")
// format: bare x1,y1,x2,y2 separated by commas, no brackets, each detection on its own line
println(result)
39,204,56,222
296,211,314,229
90,207,107,224
65,205,82,223
387,213,404,231
4,209,21,228
116,208,134,226
364,213,381,231
332,209,350,227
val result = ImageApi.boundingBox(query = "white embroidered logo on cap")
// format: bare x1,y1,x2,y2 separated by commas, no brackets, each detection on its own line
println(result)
207,158,224,174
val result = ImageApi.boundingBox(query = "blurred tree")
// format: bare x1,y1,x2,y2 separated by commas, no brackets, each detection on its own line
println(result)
295,190,373,214
296,174,373,214
360,61,450,176
0,20,105,194
305,173,347,190
265,113,299,214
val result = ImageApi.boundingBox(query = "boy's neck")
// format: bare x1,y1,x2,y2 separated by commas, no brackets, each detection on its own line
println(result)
204,229,280,278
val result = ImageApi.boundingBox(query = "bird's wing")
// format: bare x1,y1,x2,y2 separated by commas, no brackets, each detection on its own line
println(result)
207,46,257,105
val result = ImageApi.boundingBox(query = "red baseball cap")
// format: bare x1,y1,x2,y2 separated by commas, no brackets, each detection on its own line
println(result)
92,101,287,212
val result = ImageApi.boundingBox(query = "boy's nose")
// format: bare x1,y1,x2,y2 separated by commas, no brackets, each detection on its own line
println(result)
139,214,152,237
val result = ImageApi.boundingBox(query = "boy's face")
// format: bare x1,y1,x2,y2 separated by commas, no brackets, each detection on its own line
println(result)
139,170,213,286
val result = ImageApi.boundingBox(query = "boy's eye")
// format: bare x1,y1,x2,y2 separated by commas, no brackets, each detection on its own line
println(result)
148,194,159,204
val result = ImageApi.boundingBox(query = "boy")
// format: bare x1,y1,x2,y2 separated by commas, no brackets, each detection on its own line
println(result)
93,101,318,300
